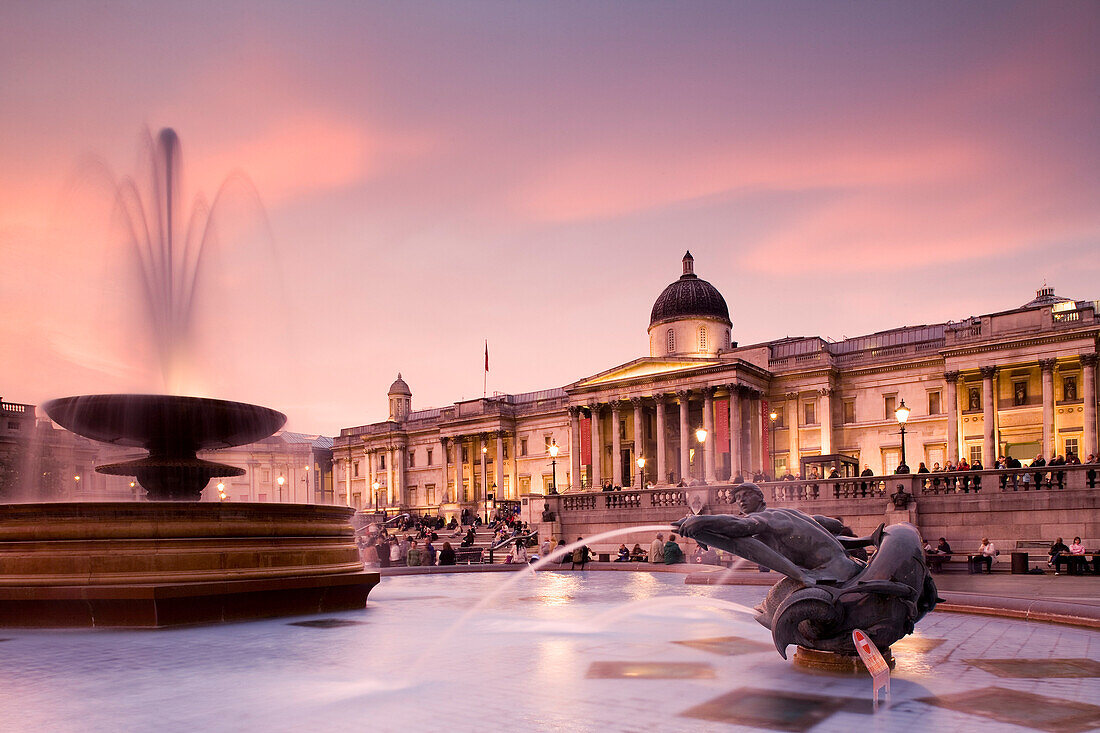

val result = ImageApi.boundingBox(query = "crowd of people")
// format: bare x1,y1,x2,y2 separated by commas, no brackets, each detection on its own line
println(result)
923,534,1095,575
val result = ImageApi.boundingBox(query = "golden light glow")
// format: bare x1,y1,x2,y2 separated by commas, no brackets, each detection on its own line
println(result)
895,399,911,425
549,442,559,458
695,427,708,443
636,456,646,468
277,475,285,486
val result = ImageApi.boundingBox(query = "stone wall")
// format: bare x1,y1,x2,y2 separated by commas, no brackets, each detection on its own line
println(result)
525,465,1100,555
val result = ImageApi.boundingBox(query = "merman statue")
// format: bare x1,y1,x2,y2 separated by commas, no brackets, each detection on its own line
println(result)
674,483,939,659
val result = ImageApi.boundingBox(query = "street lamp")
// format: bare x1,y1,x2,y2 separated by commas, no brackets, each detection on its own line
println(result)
372,480,380,510
548,441,559,495
277,475,285,502
636,456,646,489
695,427,708,483
217,481,227,502
769,410,778,479
895,399,911,474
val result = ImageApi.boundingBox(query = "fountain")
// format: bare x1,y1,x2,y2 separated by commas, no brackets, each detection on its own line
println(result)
0,129,378,627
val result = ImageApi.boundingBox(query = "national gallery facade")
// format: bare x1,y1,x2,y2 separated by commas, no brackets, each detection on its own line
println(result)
331,253,1099,519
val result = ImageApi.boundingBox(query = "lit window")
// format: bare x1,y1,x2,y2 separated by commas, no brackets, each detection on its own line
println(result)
667,329,675,353
699,326,707,350
1066,438,1079,459
969,446,982,465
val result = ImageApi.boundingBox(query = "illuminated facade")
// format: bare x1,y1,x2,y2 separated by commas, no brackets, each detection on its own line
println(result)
332,253,1099,519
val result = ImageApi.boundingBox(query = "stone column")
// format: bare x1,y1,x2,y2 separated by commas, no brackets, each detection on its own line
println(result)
453,436,464,502
655,395,668,485
1084,354,1098,458
495,430,505,498
479,434,488,501
749,390,762,474
344,453,352,506
396,443,406,507
819,388,834,455
631,397,644,485
611,400,623,486
1040,359,1056,458
944,372,960,464
568,407,582,490
368,448,377,508
386,447,395,506
677,390,690,482
440,437,449,503
589,403,602,488
981,366,998,467
728,386,742,479
786,393,800,475
703,387,717,483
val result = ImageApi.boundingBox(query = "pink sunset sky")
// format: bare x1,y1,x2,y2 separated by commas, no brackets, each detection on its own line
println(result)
1,1,1098,436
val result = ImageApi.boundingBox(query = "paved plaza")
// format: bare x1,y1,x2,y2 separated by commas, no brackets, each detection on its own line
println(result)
3,571,1100,732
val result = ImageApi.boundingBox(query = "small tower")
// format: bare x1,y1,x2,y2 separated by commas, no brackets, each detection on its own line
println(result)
388,373,412,422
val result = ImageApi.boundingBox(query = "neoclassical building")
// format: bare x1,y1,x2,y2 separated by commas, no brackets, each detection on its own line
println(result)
332,253,1099,520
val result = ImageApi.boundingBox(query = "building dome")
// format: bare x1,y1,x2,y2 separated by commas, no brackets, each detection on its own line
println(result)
388,373,411,397
1022,285,1075,309
649,252,731,329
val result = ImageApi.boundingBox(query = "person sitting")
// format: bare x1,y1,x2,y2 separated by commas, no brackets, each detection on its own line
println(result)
649,533,665,564
925,536,952,573
663,534,685,564
975,537,996,573
570,538,590,570
423,539,437,566
1049,536,1070,574
615,543,630,562
630,543,647,562
699,546,719,565
1068,536,1088,575
438,541,456,566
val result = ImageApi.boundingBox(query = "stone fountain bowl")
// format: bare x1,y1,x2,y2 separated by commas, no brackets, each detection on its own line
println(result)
42,394,287,500
43,394,286,451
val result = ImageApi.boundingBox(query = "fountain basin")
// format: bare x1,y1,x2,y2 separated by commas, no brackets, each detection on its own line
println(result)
0,502,378,627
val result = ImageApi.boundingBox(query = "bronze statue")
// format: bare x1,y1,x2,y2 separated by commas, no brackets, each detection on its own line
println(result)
674,483,938,660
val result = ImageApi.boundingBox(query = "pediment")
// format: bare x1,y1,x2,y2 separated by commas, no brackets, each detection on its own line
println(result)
574,357,719,388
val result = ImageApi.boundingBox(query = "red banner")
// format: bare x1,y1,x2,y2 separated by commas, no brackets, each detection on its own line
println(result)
580,417,592,464
761,400,770,474
715,398,729,451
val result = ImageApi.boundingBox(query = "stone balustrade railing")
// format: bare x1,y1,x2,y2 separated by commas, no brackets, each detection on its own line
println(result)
553,465,1099,512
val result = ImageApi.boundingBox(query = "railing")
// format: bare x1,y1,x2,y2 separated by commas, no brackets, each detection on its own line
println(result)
553,465,1099,512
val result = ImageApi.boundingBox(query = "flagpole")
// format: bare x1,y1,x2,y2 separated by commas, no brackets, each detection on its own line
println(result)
483,340,488,398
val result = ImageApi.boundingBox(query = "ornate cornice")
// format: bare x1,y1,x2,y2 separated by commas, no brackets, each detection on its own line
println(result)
1039,358,1057,373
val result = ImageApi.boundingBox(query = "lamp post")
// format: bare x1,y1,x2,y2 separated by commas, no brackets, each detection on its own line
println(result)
372,481,380,511
303,464,310,503
768,410,778,480
695,427,708,483
277,474,285,502
636,456,646,489
895,399,911,474
217,481,227,502
548,441,559,494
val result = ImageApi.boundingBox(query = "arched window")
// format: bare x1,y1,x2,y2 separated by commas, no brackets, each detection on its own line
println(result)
699,326,707,350
666,328,675,353
725,329,731,349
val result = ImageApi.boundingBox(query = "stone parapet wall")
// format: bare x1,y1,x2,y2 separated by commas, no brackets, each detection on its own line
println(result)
528,465,1100,554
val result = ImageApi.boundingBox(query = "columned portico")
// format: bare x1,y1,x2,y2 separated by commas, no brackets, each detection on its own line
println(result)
454,436,465,501
728,386,742,479
439,437,449,502
981,366,997,466
1084,354,1098,458
944,372,959,464
677,390,690,482
703,387,716,483
1040,359,1056,457
589,403,602,488
611,400,623,487
655,395,668,485
569,407,582,490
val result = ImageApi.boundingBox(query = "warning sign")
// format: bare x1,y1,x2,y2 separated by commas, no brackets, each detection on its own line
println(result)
852,629,891,711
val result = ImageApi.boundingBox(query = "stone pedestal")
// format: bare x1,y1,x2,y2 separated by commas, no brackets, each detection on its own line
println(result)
792,646,895,674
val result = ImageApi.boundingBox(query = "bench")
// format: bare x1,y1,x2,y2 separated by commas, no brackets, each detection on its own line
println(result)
453,548,484,565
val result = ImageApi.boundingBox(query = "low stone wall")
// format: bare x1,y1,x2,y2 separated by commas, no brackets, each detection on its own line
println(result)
525,465,1100,555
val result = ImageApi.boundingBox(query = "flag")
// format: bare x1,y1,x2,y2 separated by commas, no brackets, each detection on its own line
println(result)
484,341,489,372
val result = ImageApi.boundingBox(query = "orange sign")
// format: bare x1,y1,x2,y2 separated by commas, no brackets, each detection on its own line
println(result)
852,629,891,711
